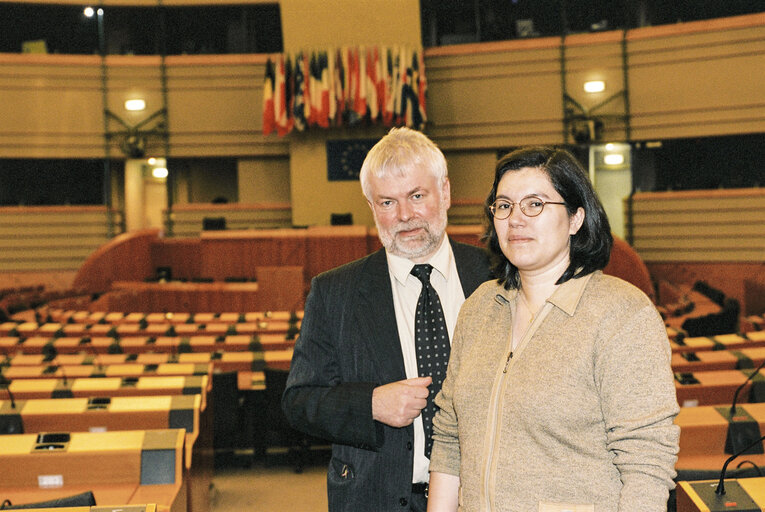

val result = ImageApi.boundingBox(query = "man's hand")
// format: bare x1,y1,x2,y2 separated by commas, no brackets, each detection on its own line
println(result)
372,376,432,428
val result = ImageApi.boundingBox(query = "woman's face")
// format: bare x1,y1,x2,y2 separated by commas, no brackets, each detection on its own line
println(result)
493,166,584,279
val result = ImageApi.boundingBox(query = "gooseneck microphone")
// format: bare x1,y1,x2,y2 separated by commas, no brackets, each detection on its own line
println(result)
730,358,765,416
0,373,15,409
716,434,765,495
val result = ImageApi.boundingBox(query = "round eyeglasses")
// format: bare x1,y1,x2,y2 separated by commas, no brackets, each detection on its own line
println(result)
489,196,567,219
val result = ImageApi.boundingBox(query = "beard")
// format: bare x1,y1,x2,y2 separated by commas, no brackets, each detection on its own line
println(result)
376,203,449,261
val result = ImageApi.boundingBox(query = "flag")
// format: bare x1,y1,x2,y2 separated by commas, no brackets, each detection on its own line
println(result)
292,52,307,132
262,57,276,135
274,55,290,136
318,51,330,128
365,46,380,121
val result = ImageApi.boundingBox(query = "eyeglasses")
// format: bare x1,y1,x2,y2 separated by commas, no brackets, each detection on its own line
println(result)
489,196,567,219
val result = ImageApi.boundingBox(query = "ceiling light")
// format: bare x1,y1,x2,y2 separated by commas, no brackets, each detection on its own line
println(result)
124,99,146,111
152,167,168,179
584,81,605,93
604,154,624,166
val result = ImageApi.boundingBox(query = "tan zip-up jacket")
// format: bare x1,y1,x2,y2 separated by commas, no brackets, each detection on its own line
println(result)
430,271,679,511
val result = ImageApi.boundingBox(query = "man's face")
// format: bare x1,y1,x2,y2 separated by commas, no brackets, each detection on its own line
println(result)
367,165,450,263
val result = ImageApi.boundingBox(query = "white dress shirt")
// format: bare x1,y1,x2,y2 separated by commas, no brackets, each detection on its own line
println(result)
386,235,466,484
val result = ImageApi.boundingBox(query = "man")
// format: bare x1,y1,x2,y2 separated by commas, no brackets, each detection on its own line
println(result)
282,127,491,511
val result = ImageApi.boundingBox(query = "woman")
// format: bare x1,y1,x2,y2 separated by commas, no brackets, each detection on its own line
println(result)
427,147,679,511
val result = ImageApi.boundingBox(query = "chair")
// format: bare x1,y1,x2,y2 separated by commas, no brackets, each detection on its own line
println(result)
0,490,95,509
263,368,311,473
330,213,353,225
202,217,226,230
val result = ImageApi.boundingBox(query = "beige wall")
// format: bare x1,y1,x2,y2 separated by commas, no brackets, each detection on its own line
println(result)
0,8,763,229
238,157,291,203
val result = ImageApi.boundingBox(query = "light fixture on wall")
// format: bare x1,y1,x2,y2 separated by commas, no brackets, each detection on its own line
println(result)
583,81,605,93
604,153,624,165
152,167,169,179
124,99,146,111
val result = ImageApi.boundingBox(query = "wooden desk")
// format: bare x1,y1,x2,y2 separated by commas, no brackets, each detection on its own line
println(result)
1,363,212,381
0,396,209,512
0,376,209,406
0,429,185,512
671,332,765,354
0,395,200,466
673,346,765,373
1,506,156,512
0,334,295,356
45,309,303,325
0,320,300,339
677,477,765,511
675,369,763,407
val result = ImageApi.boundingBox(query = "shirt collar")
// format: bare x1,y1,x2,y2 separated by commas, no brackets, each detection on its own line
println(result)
387,235,452,286
493,270,596,316
547,271,595,316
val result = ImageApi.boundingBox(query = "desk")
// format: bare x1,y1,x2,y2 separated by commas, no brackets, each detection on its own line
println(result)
0,429,185,512
677,477,765,511
673,346,765,373
0,320,300,339
0,396,209,512
45,309,303,325
671,332,765,354
0,506,156,512
0,334,295,356
1,363,212,381
0,376,209,406
675,369,763,407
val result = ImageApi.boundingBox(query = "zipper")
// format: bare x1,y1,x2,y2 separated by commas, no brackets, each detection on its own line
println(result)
502,351,513,373
480,325,515,510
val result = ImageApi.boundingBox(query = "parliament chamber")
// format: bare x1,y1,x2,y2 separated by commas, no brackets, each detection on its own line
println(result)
0,0,764,511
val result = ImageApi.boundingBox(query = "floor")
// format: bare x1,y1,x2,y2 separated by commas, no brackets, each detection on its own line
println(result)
210,451,329,512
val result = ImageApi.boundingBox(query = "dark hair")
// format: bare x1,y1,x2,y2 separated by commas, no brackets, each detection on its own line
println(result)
484,146,612,289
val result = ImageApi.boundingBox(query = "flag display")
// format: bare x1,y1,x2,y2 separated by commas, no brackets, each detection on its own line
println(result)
262,46,427,136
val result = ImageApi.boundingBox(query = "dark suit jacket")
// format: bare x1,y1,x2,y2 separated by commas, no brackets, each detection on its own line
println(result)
282,239,491,511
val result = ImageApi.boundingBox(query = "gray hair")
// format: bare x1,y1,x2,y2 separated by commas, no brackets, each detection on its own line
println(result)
359,127,447,200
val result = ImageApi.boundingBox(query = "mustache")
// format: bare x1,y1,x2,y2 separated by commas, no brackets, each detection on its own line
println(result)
393,220,429,235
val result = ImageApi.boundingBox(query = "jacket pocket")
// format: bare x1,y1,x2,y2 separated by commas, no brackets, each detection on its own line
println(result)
328,456,355,485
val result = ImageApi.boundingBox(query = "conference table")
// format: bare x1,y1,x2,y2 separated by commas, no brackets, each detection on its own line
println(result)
676,402,765,473
0,334,295,356
0,319,300,339
676,477,765,511
0,362,212,381
0,375,209,404
673,346,765,373
46,309,303,325
0,429,186,512
670,331,765,354
0,395,210,512
675,368,765,407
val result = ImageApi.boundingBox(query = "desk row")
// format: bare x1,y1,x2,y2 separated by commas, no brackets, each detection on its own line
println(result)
670,331,765,353
0,334,295,355
0,351,292,378
42,308,303,325
0,321,300,338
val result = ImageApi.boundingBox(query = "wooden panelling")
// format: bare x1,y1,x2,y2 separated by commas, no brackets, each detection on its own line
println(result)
0,206,122,272
167,202,292,237
72,229,158,293
304,225,369,279
199,229,307,281
630,188,765,263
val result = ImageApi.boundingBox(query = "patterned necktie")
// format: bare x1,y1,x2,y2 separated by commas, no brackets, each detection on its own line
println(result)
410,263,450,459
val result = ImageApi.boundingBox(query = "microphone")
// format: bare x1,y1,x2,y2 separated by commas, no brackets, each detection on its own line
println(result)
715,434,765,495
731,358,765,417
0,373,15,409
723,358,765,455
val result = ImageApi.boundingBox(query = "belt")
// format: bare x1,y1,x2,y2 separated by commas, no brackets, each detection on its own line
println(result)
411,483,428,497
